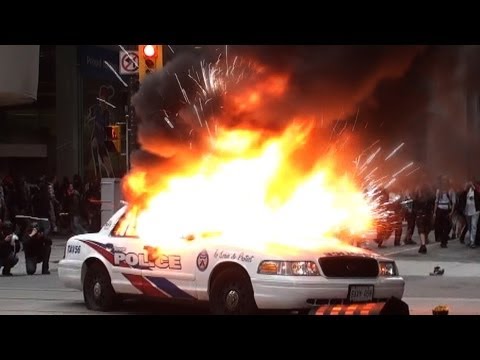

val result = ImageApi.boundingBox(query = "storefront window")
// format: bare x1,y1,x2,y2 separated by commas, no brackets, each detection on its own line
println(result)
79,46,131,181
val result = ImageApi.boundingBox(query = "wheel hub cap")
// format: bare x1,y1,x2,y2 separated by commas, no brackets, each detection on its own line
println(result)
93,282,102,299
225,290,239,311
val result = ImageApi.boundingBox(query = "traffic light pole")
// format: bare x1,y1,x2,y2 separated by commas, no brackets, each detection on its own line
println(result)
125,104,130,172
126,75,139,172
124,45,161,173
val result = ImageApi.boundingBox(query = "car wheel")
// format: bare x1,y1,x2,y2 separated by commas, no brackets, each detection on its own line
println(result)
83,263,116,311
209,268,257,315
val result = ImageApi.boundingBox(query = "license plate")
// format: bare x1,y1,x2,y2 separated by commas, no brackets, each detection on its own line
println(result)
348,285,374,303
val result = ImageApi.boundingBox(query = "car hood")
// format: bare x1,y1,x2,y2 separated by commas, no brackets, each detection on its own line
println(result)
261,244,389,262
205,236,392,262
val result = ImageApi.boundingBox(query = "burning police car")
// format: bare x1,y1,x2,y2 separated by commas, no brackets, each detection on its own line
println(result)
58,205,405,314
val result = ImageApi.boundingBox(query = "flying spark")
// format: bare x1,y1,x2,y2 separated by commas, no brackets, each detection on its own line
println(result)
385,142,405,161
104,61,128,87
352,108,360,132
384,178,397,188
393,162,414,178
96,97,116,109
164,117,174,129
405,166,421,177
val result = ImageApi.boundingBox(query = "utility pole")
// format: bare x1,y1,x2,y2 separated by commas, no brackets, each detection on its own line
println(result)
123,45,163,173
126,75,139,172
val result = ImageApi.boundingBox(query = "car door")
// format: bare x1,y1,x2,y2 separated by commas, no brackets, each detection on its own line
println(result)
140,235,199,301
107,209,146,295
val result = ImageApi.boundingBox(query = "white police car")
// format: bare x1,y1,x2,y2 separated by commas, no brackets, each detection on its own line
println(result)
58,205,405,314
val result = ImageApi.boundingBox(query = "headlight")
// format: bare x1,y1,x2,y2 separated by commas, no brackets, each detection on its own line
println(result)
379,261,398,276
258,261,320,276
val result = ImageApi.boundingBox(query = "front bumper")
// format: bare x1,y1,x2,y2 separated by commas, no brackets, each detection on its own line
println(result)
251,276,405,310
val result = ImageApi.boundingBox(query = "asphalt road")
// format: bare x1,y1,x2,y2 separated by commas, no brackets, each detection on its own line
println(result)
1,234,479,315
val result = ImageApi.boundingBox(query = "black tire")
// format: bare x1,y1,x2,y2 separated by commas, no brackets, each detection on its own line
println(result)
83,262,117,311
209,268,257,315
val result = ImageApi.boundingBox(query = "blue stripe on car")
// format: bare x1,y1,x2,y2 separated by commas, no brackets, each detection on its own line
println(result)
145,276,196,300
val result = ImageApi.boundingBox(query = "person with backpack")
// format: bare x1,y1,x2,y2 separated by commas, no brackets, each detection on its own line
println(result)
433,177,454,248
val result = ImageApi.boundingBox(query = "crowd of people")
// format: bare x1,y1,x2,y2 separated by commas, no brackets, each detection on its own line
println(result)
1,171,479,275
373,176,480,254
0,174,102,276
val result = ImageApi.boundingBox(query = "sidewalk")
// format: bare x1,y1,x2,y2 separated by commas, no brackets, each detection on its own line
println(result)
363,229,480,277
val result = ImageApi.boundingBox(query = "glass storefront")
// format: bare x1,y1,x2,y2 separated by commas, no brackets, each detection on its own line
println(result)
78,45,131,182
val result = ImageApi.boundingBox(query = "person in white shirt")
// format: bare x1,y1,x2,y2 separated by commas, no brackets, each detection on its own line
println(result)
458,182,480,248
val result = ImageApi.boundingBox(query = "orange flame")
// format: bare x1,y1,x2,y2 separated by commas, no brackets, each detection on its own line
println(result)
125,122,373,252
124,65,374,253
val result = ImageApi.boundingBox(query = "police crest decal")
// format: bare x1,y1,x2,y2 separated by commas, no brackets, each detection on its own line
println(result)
196,250,209,272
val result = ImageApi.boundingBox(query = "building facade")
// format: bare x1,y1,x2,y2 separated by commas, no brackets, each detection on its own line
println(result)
1,45,480,184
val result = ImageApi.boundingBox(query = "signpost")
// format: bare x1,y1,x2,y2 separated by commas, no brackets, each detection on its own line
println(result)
119,50,139,75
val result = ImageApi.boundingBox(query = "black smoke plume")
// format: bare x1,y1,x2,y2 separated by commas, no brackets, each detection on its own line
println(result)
126,45,424,200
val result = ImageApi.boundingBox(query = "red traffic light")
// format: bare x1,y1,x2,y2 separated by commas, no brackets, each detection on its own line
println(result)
143,45,157,58
138,45,163,82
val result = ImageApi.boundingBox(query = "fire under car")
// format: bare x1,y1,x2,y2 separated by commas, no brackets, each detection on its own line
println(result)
58,205,405,314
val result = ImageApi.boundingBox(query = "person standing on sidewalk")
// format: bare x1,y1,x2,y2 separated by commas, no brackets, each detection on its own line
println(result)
389,191,405,247
451,182,466,241
413,185,431,254
458,182,480,248
32,178,51,237
47,176,59,234
374,187,391,248
402,188,416,245
66,183,87,235
433,178,454,248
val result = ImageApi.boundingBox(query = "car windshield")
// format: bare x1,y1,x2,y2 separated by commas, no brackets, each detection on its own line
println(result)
111,208,138,238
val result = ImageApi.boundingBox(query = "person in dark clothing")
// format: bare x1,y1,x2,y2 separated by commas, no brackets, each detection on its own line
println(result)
32,179,51,236
0,221,20,276
22,222,51,275
389,193,405,246
3,176,17,226
433,179,454,248
374,187,391,248
73,174,84,194
85,180,101,232
67,183,87,234
56,177,71,234
421,184,435,244
58,177,70,209
402,189,416,245
14,177,29,216
413,185,432,254
47,175,59,233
